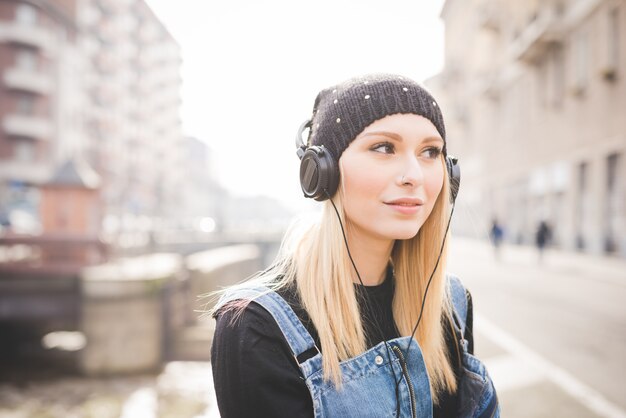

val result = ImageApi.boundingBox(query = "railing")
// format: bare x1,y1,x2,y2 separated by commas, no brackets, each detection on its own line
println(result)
510,6,564,65
0,22,53,51
4,67,52,95
2,114,53,141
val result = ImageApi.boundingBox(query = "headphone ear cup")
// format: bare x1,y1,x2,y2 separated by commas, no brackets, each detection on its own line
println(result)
446,156,461,204
299,145,339,201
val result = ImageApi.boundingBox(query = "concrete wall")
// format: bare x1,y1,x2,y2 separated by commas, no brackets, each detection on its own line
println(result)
77,244,266,372
172,244,264,362
186,244,263,319
79,253,183,375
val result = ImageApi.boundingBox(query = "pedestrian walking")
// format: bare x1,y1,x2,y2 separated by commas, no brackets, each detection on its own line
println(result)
209,74,499,417
489,218,504,260
536,220,552,263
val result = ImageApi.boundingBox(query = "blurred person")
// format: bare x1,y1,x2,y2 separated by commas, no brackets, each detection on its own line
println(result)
489,218,504,260
535,220,552,263
209,74,499,418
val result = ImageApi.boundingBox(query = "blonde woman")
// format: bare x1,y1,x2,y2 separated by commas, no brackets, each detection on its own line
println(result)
210,74,499,418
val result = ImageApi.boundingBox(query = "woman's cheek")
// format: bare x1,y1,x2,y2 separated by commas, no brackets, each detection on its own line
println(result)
348,167,380,196
426,166,445,199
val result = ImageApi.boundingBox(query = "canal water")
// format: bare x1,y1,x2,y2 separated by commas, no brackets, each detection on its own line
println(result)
0,361,219,418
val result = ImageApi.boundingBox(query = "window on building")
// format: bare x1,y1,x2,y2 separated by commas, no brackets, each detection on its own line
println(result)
572,32,588,95
15,48,37,71
608,6,620,78
605,153,621,253
579,161,587,189
537,59,548,108
14,139,35,162
541,47,564,108
607,153,618,191
15,3,37,25
576,161,588,249
552,47,565,107
16,94,35,115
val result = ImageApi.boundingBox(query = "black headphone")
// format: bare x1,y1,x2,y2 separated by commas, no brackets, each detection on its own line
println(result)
295,119,461,203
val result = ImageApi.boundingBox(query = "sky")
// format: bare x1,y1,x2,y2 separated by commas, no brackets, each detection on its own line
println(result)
145,0,446,211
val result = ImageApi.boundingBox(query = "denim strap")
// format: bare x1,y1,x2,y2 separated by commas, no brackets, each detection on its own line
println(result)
447,274,468,337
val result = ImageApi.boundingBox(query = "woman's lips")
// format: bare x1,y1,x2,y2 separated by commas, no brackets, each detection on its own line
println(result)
384,202,423,215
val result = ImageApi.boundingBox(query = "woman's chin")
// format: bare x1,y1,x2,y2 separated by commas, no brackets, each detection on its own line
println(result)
386,227,421,241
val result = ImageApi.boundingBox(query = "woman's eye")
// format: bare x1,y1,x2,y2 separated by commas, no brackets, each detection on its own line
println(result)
371,142,395,154
422,147,442,159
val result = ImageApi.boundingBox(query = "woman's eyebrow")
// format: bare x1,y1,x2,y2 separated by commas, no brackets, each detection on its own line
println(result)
360,131,444,145
360,131,403,141
422,136,445,145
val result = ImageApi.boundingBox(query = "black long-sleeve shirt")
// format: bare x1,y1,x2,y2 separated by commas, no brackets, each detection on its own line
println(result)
211,271,474,418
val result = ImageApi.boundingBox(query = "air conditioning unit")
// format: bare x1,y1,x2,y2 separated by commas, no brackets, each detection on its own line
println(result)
599,64,618,82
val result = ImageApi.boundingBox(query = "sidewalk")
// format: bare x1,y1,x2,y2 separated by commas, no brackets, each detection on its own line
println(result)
451,237,626,285
473,321,626,418
450,237,626,418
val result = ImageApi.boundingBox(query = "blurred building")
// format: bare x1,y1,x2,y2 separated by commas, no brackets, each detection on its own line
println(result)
0,0,185,239
430,0,625,257
0,0,84,232
220,194,295,234
178,136,225,231
81,0,185,237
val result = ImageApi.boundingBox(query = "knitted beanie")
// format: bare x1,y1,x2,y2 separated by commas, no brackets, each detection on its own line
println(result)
307,73,446,163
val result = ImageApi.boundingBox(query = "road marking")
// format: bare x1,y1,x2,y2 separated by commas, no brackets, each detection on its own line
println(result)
476,314,626,418
483,354,546,392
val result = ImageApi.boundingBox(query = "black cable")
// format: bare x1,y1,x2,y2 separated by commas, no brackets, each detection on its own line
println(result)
384,201,455,416
402,202,456,374
326,189,456,417
324,189,402,414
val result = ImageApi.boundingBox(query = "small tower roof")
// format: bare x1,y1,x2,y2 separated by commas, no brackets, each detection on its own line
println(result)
48,159,101,189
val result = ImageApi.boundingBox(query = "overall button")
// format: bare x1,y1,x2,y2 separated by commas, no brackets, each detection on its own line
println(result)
375,355,383,365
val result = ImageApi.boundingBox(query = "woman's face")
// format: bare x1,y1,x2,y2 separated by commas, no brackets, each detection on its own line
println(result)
339,113,445,241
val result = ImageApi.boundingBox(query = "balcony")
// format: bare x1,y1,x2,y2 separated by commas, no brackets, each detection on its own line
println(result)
3,68,52,95
510,7,564,65
3,114,52,140
0,160,51,184
0,23,52,51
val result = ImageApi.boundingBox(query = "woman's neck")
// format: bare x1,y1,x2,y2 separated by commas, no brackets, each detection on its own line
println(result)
345,228,394,286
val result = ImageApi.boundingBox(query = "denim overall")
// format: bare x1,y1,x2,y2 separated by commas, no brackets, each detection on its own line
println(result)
215,274,500,418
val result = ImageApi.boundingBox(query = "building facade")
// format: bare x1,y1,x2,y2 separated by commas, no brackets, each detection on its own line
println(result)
0,0,185,238
0,0,83,231
430,0,626,257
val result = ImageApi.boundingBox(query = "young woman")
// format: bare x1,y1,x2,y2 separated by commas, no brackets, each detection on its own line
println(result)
210,74,500,418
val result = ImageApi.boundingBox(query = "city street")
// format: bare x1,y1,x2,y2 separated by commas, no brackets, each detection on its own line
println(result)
448,238,626,418
2,237,624,418
0,0,624,417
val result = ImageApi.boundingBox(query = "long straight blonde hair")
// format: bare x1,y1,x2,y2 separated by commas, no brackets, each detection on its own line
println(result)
211,157,457,403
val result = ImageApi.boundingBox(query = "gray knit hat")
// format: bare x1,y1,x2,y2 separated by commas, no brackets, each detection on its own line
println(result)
306,73,446,163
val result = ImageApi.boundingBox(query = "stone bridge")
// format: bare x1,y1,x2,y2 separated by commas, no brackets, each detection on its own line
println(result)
0,232,282,375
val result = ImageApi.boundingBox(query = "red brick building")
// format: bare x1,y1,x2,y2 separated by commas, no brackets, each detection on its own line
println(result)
0,0,184,239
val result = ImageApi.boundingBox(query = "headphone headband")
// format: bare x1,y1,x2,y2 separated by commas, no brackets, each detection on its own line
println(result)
295,119,311,160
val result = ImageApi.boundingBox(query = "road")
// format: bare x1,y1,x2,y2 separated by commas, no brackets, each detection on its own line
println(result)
448,237,626,418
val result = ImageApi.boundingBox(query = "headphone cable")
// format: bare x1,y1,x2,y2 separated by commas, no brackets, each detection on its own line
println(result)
325,189,402,414
326,188,456,416
401,202,455,383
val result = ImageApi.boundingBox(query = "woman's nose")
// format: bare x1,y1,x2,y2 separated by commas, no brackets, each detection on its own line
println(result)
397,157,424,187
